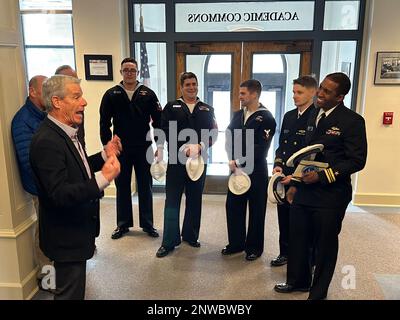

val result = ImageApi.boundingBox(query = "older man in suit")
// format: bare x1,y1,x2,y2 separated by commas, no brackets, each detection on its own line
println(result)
30,75,121,300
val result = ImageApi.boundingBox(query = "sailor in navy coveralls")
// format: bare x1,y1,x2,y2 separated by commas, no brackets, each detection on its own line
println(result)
223,79,276,261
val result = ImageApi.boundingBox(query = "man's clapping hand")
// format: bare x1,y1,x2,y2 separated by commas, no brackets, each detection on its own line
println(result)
105,135,122,157
101,155,120,182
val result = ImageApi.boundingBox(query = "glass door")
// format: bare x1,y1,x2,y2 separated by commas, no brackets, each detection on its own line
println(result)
176,41,312,193
176,43,241,193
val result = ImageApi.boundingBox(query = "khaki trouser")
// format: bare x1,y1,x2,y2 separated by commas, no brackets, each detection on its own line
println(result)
33,196,52,279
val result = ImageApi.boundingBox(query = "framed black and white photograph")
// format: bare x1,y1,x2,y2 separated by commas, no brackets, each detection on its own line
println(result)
84,54,113,81
374,52,400,84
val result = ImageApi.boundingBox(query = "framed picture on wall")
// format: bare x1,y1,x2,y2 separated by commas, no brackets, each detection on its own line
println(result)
84,54,113,81
374,52,400,84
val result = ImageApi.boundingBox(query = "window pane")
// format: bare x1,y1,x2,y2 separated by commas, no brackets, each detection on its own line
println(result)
134,4,165,32
252,54,300,167
320,41,357,107
212,91,231,133
22,14,73,45
186,54,232,175
324,1,360,30
185,55,208,101
19,0,71,10
134,42,167,107
25,48,75,79
260,90,277,165
207,55,231,73
253,54,284,73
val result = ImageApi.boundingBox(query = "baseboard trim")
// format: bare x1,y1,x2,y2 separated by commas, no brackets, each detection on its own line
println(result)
0,214,36,238
353,193,400,207
0,267,38,300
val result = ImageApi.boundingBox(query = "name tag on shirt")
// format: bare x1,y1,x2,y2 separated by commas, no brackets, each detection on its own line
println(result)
173,104,181,108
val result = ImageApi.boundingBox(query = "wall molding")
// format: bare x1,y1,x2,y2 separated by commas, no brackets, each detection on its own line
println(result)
0,214,36,238
0,267,38,300
353,192,400,207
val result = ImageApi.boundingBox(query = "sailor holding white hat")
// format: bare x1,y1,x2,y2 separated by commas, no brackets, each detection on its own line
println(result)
274,72,367,300
270,76,318,268
156,72,218,258
223,79,276,261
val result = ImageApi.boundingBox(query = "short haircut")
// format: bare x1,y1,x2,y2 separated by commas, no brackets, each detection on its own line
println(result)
55,65,74,75
293,75,318,89
42,75,81,113
28,75,46,90
240,79,262,97
325,72,351,96
180,72,198,86
121,57,138,67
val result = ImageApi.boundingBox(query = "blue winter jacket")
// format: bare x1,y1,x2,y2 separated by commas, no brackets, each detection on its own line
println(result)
11,98,46,195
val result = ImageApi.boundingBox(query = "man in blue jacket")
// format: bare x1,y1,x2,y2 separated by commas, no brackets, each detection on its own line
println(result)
11,75,51,280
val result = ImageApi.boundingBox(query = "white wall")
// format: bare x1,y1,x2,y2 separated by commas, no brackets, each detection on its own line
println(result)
72,0,131,196
72,0,128,155
353,0,400,206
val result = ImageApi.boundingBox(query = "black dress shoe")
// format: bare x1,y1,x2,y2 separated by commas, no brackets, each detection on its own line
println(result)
221,246,243,255
111,227,129,239
270,255,288,267
143,228,159,238
245,253,261,261
274,283,310,293
183,239,201,248
156,246,174,258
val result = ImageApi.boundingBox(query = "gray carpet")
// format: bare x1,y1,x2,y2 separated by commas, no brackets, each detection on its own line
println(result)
34,194,400,300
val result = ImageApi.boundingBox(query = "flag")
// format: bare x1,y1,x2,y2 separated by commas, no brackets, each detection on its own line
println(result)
139,6,150,87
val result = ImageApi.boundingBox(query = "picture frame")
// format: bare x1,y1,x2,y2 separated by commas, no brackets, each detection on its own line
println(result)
84,54,113,81
374,52,400,85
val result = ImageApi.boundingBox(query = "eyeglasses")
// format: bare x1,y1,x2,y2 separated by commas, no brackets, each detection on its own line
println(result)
122,69,138,74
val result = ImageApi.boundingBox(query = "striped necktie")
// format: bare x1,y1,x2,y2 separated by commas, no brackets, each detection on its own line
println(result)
316,112,326,128
71,133,91,178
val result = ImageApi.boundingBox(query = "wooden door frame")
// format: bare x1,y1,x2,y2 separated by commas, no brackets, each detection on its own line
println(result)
176,42,242,108
242,41,313,81
176,41,312,110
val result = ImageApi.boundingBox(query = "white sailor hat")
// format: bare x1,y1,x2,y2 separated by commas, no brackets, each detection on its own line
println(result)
186,156,205,181
286,144,324,167
267,172,286,204
150,160,167,182
228,171,251,195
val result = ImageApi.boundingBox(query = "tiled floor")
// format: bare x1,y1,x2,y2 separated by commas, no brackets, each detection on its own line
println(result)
34,194,400,300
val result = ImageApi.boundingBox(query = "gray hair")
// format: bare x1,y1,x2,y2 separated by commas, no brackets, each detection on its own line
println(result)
55,65,74,74
42,75,81,112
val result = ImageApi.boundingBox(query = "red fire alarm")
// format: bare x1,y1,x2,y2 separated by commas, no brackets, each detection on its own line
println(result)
383,112,393,125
